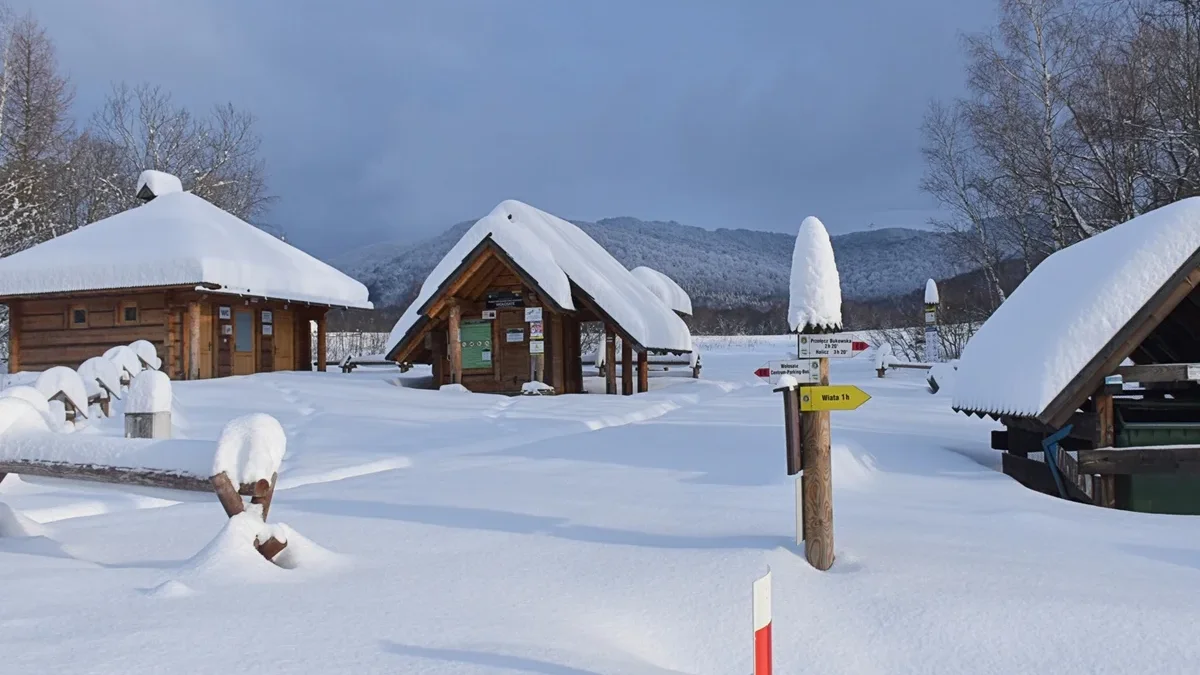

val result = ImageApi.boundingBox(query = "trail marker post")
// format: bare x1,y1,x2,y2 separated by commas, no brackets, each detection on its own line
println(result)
924,279,940,364
753,569,772,675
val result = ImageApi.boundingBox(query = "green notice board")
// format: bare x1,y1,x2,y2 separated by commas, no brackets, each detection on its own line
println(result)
460,320,493,370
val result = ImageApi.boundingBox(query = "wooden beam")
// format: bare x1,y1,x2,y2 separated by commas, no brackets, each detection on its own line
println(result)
187,301,201,380
0,460,260,495
1114,363,1200,383
1042,263,1200,428
316,311,328,372
604,326,617,395
637,349,649,393
448,301,462,384
1078,445,1200,474
7,301,19,374
621,339,633,395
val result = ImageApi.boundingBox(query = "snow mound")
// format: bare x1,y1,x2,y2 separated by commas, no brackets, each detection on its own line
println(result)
521,381,554,395
127,370,172,414
928,362,957,395
832,444,877,488
440,383,472,393
137,170,183,198
34,367,89,417
0,386,56,428
925,279,940,305
129,340,162,370
270,523,345,572
77,357,123,401
874,343,896,371
212,413,286,486
0,503,47,538
630,266,693,315
0,397,51,437
142,579,196,599
788,216,842,332
176,513,283,582
776,374,800,389
104,345,143,381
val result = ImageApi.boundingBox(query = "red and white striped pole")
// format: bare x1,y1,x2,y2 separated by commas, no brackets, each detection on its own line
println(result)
753,569,772,675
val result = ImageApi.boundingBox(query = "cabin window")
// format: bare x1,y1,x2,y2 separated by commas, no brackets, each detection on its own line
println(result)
118,301,138,325
235,310,254,352
69,306,88,328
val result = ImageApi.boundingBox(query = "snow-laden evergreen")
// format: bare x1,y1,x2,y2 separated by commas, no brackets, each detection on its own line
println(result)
787,216,842,332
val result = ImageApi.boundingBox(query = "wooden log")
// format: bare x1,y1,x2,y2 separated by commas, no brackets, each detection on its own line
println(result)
448,302,462,384
255,535,287,561
637,350,649,393
187,301,201,380
605,327,617,395
7,301,19,374
1113,363,1200,384
211,471,246,518
0,459,259,494
621,340,633,396
316,312,328,372
1078,445,1200,474
251,472,278,521
124,411,171,439
801,357,834,570
1096,475,1118,508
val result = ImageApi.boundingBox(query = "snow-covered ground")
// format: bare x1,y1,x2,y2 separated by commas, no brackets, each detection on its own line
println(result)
4,337,1200,674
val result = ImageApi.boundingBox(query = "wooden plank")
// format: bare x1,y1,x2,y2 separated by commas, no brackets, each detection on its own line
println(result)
1095,394,1115,447
187,301,201,380
7,301,19,373
621,339,633,396
0,460,258,495
1115,363,1200,383
1078,446,1200,474
211,471,245,517
1043,263,1200,427
448,302,462,384
19,312,63,331
1004,412,1100,444
18,325,166,348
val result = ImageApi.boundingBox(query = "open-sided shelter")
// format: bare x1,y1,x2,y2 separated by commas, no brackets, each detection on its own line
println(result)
0,172,371,380
954,197,1200,513
384,200,692,395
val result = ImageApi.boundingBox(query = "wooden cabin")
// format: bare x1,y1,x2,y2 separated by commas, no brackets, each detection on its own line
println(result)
385,200,692,395
953,197,1200,514
0,172,372,380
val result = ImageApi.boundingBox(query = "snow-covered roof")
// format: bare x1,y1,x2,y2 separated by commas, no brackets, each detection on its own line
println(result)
630,266,693,316
386,200,691,355
954,197,1200,419
0,191,371,308
788,216,842,332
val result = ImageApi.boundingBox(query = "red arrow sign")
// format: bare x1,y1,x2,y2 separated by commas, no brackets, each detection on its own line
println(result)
754,367,771,378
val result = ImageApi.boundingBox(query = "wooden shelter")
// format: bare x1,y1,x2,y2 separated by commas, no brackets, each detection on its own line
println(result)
385,200,692,395
0,172,372,380
953,197,1200,514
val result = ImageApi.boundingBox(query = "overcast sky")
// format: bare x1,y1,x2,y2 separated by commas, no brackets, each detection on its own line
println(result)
18,0,994,257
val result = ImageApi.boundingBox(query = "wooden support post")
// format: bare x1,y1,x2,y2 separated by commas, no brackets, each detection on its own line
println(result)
316,312,328,372
211,472,245,518
187,301,201,380
1094,393,1117,509
255,536,287,561
7,301,19,374
605,326,617,395
251,472,277,521
637,350,649,393
448,301,462,385
801,357,834,570
621,339,633,396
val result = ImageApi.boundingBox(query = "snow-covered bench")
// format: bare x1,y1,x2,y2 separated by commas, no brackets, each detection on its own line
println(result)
584,349,701,379
874,343,933,378
0,405,290,562
339,353,406,373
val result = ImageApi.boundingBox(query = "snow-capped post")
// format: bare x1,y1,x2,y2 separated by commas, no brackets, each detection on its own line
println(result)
125,370,172,439
753,568,772,675
210,413,287,560
924,279,940,363
788,215,841,572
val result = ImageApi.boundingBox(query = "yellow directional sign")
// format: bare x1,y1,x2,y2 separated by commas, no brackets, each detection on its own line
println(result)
798,385,871,412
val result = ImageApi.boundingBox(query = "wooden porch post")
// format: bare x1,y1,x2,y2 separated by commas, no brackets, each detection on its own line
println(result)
637,349,649,393
6,302,19,374
187,301,201,380
604,325,617,395
621,339,633,395
316,312,327,372
449,301,463,385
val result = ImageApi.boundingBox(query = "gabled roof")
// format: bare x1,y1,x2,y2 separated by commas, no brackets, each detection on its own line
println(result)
953,197,1200,424
630,266,692,316
0,191,371,308
385,200,691,357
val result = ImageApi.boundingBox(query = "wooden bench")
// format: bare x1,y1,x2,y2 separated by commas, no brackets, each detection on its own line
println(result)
0,424,287,561
586,351,701,379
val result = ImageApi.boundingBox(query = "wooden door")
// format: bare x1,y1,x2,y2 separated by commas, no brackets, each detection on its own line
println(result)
496,309,529,390
199,306,215,378
232,309,256,375
273,309,295,371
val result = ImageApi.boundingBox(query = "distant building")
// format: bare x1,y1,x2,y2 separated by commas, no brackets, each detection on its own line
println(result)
384,200,691,394
0,171,371,379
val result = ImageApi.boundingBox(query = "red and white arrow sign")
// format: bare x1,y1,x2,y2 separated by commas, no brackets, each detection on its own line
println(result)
797,334,869,359
754,359,820,384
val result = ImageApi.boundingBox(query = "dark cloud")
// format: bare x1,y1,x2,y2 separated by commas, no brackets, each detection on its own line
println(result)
16,0,994,255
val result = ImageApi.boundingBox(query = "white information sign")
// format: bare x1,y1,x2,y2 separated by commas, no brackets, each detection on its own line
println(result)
796,334,868,359
529,340,545,354
755,359,821,385
525,307,543,322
